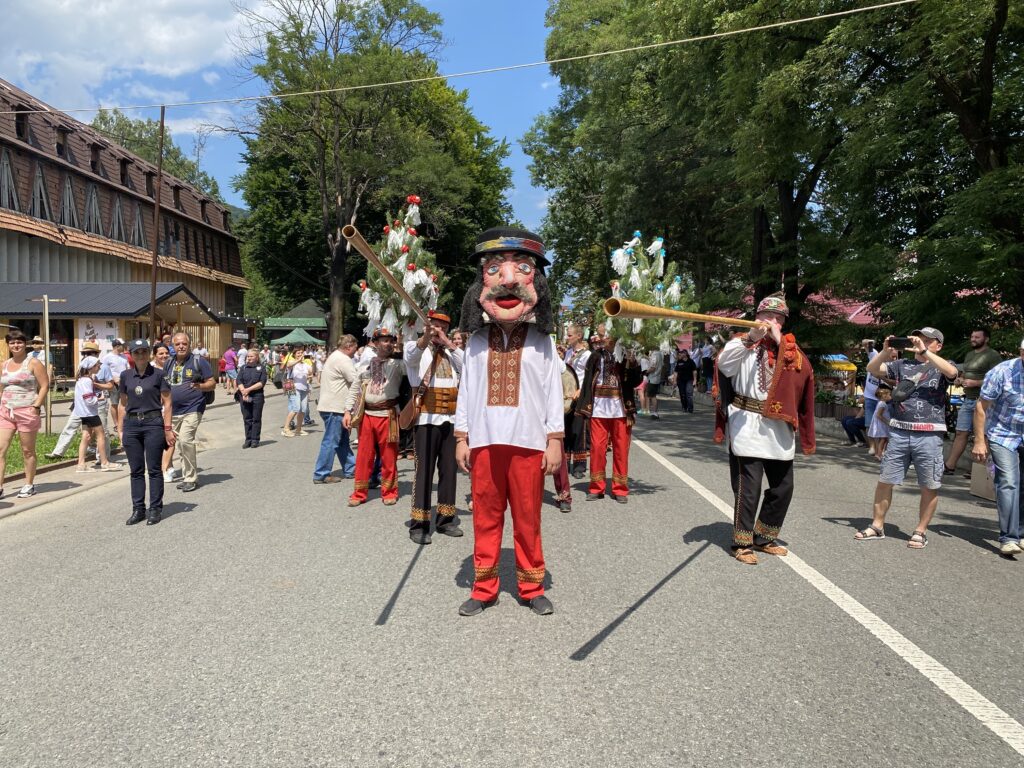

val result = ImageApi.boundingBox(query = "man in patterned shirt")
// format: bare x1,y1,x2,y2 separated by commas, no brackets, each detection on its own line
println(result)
973,339,1024,555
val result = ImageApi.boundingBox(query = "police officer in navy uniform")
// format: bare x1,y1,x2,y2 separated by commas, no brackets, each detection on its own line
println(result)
119,339,175,526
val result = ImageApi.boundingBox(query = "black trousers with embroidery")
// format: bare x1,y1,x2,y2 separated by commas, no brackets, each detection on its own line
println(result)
410,422,457,529
729,451,794,549
566,409,590,466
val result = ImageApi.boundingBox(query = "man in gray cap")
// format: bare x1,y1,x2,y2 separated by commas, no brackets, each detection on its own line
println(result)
856,327,958,549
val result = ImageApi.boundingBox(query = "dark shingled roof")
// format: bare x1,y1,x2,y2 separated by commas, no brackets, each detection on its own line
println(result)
0,282,217,321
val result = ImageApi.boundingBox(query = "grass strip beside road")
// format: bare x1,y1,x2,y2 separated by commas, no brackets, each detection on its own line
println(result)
4,432,121,475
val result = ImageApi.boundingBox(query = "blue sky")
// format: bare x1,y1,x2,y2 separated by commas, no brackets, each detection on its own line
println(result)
3,0,559,231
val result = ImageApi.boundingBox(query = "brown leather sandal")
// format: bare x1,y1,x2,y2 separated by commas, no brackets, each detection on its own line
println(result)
754,542,789,556
734,548,758,565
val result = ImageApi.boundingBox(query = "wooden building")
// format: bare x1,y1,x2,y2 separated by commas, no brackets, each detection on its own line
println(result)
0,78,249,362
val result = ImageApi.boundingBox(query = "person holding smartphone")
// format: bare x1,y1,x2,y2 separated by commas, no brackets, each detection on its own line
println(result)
856,328,958,548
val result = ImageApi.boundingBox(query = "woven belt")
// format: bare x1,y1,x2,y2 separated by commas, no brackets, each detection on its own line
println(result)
421,387,457,415
365,398,399,413
595,385,621,398
731,395,765,414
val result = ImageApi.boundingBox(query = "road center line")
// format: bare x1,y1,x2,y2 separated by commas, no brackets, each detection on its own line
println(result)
633,437,1024,757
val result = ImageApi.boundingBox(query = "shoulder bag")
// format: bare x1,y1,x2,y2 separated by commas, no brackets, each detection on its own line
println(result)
399,350,443,430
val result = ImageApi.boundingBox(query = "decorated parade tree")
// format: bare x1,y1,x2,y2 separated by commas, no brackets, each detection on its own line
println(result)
354,195,446,338
592,230,696,350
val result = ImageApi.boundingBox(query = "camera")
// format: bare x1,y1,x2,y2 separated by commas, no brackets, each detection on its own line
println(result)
889,336,913,349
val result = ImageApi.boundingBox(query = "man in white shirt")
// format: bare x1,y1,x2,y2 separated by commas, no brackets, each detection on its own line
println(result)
101,339,130,434
455,227,564,617
405,309,464,545
564,324,591,477
312,335,359,483
646,344,665,420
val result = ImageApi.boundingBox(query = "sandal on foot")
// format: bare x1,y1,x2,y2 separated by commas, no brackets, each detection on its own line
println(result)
754,542,788,556
734,548,758,565
854,524,885,541
907,531,928,549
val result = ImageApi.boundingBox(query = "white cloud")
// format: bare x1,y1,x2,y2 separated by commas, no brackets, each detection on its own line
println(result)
201,71,222,86
1,0,257,111
540,79,558,90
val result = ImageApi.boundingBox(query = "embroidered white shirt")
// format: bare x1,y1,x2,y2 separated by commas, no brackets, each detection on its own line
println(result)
404,341,463,426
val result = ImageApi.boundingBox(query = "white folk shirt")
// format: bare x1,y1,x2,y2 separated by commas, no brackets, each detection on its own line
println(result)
455,324,565,451
568,347,590,386
717,337,795,461
592,355,625,419
404,340,464,426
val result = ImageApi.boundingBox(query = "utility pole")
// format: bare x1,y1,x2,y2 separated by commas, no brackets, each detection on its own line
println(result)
149,105,166,340
28,295,66,434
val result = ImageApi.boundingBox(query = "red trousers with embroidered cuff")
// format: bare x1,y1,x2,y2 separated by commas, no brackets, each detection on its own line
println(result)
589,417,631,496
349,414,398,503
470,445,546,602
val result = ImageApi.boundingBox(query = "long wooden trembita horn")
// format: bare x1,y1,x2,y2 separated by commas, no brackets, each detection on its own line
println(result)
342,225,429,324
603,298,763,329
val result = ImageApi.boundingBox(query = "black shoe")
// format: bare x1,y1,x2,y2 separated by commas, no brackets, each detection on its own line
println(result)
586,492,604,501
435,517,464,537
179,482,197,493
369,479,381,490
126,509,146,525
528,595,554,615
242,441,251,449
571,466,586,479
612,494,628,504
459,597,498,616
559,501,572,513
410,528,432,545
146,508,162,525
250,441,260,448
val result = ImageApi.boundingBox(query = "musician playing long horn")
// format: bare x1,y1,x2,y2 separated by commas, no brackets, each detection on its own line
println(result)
714,292,816,565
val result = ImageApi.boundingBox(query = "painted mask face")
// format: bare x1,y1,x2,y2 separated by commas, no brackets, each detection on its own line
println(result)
479,251,538,324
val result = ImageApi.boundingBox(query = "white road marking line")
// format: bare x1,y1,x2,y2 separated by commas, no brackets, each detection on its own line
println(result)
634,437,1024,757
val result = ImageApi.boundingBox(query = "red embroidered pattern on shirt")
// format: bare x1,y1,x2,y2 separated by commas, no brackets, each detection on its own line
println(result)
487,324,527,407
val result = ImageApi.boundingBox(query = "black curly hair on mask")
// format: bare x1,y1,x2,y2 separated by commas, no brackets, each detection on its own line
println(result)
459,265,554,336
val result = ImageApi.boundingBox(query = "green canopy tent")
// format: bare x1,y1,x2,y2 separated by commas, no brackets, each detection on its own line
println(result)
269,328,323,346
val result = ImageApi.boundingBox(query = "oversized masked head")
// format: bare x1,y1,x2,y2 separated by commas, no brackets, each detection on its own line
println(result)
460,227,554,334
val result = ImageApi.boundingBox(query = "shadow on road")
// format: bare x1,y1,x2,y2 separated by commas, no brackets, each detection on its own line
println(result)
161,501,199,521
376,544,426,626
570,540,712,662
196,473,233,487
682,520,735,555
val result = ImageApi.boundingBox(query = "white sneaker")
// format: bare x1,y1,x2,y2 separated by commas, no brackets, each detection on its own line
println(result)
17,484,35,498
999,541,1022,555
163,469,176,483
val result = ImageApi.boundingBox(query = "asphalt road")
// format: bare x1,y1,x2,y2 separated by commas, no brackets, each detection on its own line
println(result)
1,391,1021,767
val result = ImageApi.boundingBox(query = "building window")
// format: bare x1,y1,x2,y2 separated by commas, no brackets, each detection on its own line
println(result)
200,199,208,222
173,220,181,258
56,128,69,158
161,216,171,256
59,175,79,228
145,172,154,197
222,210,230,231
83,183,103,235
132,203,148,249
203,233,212,266
15,108,28,141
172,186,182,210
90,145,101,174
0,149,21,211
109,195,127,242
119,158,130,187
28,164,54,221
183,225,191,261
194,229,201,265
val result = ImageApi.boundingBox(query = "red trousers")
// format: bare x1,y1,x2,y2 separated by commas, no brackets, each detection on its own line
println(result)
589,417,631,496
470,445,546,601
349,414,398,503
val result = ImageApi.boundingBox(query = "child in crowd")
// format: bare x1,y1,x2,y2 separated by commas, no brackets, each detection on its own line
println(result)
73,357,118,473
867,383,892,459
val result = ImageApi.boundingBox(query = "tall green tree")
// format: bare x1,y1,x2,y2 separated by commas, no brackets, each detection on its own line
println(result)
235,0,511,343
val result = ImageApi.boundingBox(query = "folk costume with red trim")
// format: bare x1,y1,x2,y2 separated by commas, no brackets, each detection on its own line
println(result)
349,328,404,506
714,293,815,557
576,347,643,499
455,227,564,611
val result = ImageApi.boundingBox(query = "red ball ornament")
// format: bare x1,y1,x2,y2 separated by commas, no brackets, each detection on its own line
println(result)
359,280,367,290
401,245,410,253
408,228,417,237
394,219,401,228
383,225,390,234
406,263,416,271
406,194,421,204
431,274,438,282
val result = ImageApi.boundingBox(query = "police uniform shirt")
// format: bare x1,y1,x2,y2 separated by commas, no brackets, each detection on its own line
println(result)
120,364,170,414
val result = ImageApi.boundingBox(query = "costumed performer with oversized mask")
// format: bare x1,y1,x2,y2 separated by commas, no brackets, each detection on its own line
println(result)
454,227,564,617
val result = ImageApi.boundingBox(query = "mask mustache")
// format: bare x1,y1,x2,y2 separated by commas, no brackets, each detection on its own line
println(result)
484,284,532,302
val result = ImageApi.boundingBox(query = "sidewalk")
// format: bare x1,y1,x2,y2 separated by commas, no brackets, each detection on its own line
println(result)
0,384,291,522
